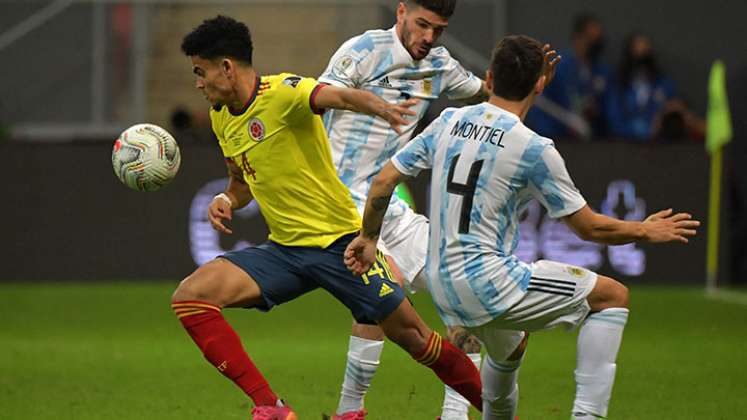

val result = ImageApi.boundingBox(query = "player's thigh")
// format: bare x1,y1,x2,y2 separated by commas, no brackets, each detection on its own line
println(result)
221,242,317,311
305,234,406,326
379,209,429,291
173,257,264,308
494,260,598,332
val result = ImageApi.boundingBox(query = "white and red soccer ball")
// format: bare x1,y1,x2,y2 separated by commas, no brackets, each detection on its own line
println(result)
111,123,181,192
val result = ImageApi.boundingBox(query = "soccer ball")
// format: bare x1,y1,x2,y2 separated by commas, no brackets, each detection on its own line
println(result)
112,123,181,191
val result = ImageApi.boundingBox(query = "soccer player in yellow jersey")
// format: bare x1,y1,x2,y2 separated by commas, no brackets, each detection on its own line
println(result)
170,16,483,420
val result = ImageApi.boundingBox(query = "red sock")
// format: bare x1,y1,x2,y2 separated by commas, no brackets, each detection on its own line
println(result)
414,332,483,411
172,301,277,407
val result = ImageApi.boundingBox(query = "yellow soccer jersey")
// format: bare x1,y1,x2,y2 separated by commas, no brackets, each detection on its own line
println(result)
209,73,361,248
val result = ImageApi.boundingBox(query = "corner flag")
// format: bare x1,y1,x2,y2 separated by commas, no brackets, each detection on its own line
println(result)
706,60,732,154
706,60,733,292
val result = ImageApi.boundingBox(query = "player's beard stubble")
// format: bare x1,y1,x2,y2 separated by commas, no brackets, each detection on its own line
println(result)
401,20,432,60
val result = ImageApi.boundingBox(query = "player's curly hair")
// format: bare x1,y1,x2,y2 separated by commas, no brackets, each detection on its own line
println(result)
406,0,457,18
489,35,544,101
181,15,253,64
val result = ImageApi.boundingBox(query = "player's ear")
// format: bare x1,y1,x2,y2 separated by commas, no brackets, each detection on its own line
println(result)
396,2,407,22
220,58,233,78
485,70,494,95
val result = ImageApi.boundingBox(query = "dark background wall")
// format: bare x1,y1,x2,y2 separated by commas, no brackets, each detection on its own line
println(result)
0,3,96,124
0,142,708,283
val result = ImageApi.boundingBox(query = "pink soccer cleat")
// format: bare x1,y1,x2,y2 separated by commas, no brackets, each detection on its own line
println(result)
436,417,518,420
250,403,298,420
331,409,367,420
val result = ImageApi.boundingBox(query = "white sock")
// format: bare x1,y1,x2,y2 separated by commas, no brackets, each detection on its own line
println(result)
440,353,481,420
481,354,522,420
336,336,384,414
572,308,629,419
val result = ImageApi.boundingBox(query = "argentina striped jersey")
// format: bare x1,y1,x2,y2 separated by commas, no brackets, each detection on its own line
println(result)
391,103,587,327
319,26,482,220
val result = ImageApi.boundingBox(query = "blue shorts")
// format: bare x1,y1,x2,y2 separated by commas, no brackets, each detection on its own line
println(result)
220,233,406,325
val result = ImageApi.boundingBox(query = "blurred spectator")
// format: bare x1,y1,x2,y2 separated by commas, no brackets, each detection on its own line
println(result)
606,34,704,142
607,33,672,140
526,14,611,139
169,106,212,143
606,34,704,141
653,98,705,141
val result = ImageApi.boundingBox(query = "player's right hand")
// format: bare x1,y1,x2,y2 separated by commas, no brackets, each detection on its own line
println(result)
642,208,700,243
344,234,377,276
541,43,561,87
208,195,234,235
381,98,418,135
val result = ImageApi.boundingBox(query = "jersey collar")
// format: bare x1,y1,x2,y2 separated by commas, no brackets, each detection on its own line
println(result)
229,75,261,116
484,101,521,121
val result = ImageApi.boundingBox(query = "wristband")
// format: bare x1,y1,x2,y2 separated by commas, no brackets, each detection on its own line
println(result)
214,193,234,208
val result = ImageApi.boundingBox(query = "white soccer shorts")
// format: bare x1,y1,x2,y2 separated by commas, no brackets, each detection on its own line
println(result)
468,260,598,337
376,206,429,292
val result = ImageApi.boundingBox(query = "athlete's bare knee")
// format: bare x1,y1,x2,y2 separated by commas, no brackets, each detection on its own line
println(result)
172,267,219,305
588,275,629,311
507,332,529,361
171,259,261,308
352,320,386,341
447,326,482,354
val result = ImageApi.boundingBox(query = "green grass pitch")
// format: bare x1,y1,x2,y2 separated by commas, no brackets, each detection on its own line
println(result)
1,282,745,419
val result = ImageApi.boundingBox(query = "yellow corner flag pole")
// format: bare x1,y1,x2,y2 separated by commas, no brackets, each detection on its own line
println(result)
705,60,732,293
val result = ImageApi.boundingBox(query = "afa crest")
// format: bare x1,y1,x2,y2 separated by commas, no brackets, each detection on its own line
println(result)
566,266,585,278
248,118,265,142
423,79,433,95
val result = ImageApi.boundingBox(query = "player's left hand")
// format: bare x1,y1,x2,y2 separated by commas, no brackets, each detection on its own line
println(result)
380,98,418,135
642,208,700,243
541,44,561,88
344,235,378,276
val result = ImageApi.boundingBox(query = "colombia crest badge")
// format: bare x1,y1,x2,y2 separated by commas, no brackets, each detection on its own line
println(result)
248,118,265,142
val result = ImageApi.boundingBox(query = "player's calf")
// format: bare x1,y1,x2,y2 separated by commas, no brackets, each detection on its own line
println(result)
171,259,278,408
574,275,630,419
479,331,528,420
378,300,483,411
440,326,483,420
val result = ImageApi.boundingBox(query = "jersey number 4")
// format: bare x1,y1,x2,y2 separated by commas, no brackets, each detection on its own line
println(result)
447,154,484,234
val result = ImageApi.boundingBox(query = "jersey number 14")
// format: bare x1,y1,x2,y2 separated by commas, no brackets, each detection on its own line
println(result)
447,154,484,234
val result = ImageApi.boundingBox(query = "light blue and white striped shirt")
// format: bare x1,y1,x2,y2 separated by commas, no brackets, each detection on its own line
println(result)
392,103,587,327
319,26,482,221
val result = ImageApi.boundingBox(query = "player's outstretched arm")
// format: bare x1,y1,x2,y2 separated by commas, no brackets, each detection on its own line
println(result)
563,205,700,245
314,85,417,134
344,162,409,275
207,159,253,235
